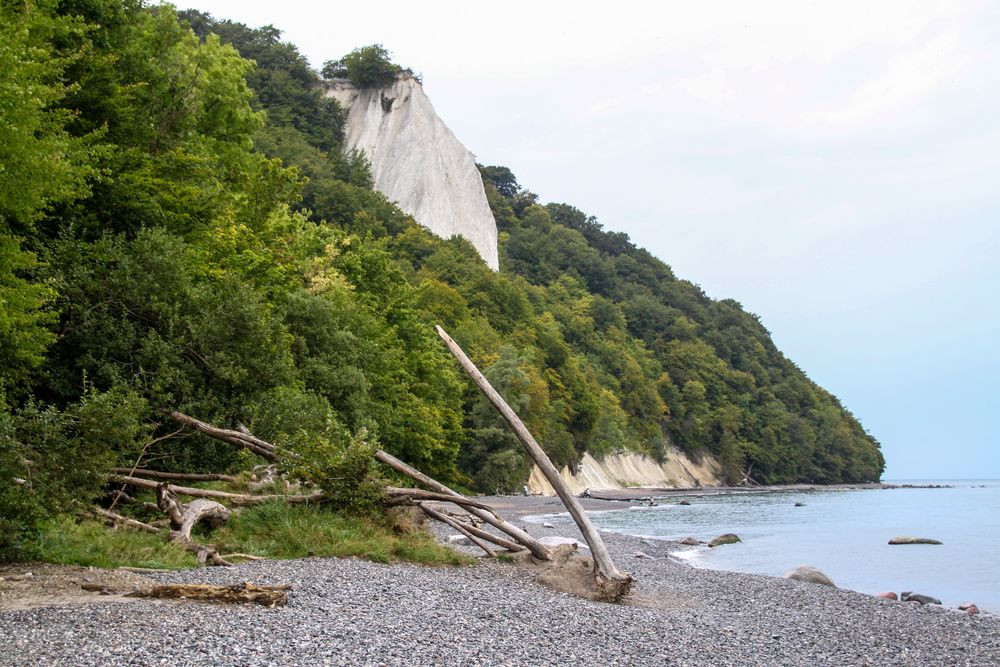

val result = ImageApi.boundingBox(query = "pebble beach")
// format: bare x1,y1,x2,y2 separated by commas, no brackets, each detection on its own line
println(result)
1,494,997,666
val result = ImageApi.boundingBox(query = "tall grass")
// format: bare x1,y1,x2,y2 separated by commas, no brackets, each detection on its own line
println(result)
33,503,471,569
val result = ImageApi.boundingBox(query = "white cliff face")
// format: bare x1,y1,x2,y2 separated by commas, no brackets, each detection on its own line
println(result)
327,77,499,270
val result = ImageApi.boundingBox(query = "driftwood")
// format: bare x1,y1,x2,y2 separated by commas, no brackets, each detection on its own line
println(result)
111,468,239,483
93,507,160,534
128,582,290,607
436,325,632,601
375,449,552,561
164,411,298,462
384,487,499,513
110,474,323,506
418,503,496,557
156,484,232,566
442,515,527,553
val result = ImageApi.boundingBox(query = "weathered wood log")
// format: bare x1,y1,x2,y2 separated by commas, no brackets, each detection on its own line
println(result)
111,468,239,482
92,507,160,534
443,516,526,553
110,474,323,506
384,487,498,513
436,325,632,600
155,483,233,566
164,411,296,462
128,582,289,607
374,449,551,561
418,503,497,557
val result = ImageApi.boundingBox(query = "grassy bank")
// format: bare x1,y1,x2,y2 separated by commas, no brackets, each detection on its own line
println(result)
34,502,470,570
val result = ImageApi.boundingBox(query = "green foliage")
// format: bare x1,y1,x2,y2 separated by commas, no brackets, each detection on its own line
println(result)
321,44,403,88
0,0,883,566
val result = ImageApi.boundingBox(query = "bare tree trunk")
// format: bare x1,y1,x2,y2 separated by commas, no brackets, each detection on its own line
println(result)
111,474,323,506
110,468,238,482
435,325,632,600
374,449,551,561
418,503,496,557
164,411,296,461
384,487,499,513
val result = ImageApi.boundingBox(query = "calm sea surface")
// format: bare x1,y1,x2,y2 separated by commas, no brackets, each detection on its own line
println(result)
529,480,1000,612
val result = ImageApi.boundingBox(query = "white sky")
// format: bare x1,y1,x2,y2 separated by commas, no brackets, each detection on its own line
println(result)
185,0,1000,478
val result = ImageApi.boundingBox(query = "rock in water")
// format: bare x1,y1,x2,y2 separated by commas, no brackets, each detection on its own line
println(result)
888,536,942,545
708,534,741,548
678,537,700,546
901,592,942,605
326,76,499,270
783,566,835,587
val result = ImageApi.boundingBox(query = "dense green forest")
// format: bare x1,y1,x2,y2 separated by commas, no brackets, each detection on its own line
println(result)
0,0,882,557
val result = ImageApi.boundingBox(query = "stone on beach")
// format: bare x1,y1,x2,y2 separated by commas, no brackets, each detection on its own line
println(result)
542,522,556,529
901,592,942,605
783,566,835,587
874,591,898,600
679,537,700,546
538,535,590,550
446,534,472,546
708,534,741,548
959,602,980,615
888,536,942,545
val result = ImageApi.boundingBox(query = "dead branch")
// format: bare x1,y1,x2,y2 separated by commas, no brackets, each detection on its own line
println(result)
384,487,498,513
418,503,497,557
111,468,239,482
110,474,323,506
128,582,289,607
374,449,551,561
92,507,160,534
164,411,288,462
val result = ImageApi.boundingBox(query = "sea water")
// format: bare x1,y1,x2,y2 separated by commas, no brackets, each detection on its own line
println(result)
528,480,1000,612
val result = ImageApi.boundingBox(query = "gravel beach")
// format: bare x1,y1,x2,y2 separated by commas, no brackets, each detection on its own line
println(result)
1,494,997,666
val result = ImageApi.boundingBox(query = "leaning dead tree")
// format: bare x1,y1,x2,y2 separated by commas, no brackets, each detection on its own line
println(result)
436,325,633,601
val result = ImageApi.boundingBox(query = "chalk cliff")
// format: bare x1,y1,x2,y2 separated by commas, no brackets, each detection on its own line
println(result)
326,76,499,270
526,449,721,496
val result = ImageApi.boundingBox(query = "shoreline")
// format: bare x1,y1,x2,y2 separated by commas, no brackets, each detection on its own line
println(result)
1,493,998,665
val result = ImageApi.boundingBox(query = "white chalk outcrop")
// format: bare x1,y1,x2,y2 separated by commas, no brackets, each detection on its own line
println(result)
326,76,499,270
526,449,721,496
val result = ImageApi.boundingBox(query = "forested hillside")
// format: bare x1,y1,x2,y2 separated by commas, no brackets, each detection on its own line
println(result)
0,1,882,557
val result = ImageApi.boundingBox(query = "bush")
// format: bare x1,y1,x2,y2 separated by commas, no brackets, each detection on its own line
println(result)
321,44,402,88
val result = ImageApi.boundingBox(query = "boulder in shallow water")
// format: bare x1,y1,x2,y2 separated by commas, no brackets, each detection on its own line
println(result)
678,500,691,506
874,591,898,600
888,536,942,545
708,533,741,548
959,602,980,615
783,566,835,587
901,592,941,605
794,502,806,507
679,537,701,546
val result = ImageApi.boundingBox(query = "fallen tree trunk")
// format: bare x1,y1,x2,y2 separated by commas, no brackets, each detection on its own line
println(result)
442,515,527,553
111,468,239,483
374,449,551,561
128,582,290,607
164,411,294,462
384,487,498,513
436,325,632,601
110,474,323,506
418,503,496,558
